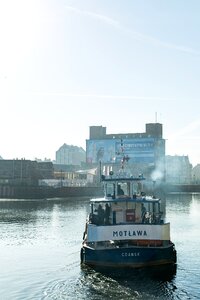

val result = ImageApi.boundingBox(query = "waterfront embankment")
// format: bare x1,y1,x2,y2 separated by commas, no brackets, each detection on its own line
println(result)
0,185,104,199
0,184,200,199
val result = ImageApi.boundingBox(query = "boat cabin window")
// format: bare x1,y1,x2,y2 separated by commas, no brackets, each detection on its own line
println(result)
117,182,130,197
117,184,124,195
89,199,163,226
90,202,111,225
140,202,163,224
105,183,115,198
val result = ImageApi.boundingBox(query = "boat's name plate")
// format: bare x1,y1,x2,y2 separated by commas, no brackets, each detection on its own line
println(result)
87,224,170,242
121,252,140,257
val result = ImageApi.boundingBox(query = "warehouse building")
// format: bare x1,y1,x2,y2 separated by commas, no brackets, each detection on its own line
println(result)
86,123,165,182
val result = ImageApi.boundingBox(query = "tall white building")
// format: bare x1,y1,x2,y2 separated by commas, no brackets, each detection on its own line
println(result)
55,144,86,166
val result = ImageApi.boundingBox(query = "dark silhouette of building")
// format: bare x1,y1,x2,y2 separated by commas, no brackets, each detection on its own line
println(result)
0,159,54,186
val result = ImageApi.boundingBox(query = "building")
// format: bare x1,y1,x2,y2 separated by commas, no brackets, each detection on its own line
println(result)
37,161,54,179
191,164,200,184
0,159,54,186
165,155,192,184
55,144,86,166
86,123,165,181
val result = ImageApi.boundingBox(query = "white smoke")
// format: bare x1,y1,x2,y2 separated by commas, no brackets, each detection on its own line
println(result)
151,169,164,181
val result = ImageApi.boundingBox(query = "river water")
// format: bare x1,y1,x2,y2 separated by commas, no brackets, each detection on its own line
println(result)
0,193,199,300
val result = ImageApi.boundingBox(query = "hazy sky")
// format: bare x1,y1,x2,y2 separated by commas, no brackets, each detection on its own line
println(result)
0,0,200,165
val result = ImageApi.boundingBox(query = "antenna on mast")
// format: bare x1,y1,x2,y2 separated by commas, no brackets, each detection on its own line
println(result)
155,112,157,123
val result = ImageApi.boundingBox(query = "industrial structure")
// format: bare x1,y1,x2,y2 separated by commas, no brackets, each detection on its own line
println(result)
0,159,54,186
86,123,165,182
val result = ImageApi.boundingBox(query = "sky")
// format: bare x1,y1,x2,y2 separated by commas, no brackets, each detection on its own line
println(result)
0,0,200,166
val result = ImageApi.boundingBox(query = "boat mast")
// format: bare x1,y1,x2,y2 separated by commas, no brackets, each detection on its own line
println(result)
118,138,130,173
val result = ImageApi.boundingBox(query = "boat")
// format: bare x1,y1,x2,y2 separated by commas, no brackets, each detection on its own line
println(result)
80,149,176,268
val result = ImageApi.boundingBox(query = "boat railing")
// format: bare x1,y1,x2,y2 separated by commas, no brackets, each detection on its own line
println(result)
89,212,164,226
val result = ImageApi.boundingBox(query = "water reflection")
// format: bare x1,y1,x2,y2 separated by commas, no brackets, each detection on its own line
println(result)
0,197,89,247
0,195,200,299
0,197,88,224
166,193,192,211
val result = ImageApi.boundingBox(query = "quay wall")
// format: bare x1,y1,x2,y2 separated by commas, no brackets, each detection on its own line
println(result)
164,184,200,193
0,185,104,199
0,184,200,199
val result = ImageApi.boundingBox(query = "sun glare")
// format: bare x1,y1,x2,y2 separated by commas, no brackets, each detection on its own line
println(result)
0,0,41,77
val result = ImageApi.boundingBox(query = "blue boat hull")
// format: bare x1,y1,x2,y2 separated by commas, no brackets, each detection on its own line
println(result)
81,244,176,268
